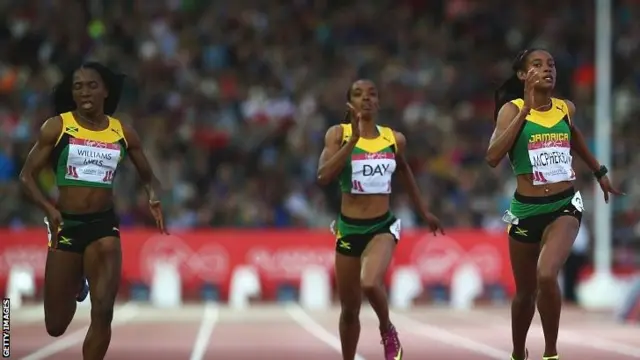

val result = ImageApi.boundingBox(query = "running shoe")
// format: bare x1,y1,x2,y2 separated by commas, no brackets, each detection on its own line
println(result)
542,355,559,360
381,323,403,360
76,277,89,302
510,349,528,360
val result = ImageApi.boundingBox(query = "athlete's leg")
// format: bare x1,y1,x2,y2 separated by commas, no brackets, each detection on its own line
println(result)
335,253,362,360
509,238,539,360
360,233,395,331
537,216,579,358
82,236,122,360
44,249,84,336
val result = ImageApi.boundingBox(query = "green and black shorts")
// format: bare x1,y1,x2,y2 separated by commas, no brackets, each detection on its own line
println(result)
332,212,401,257
503,187,583,243
45,208,120,253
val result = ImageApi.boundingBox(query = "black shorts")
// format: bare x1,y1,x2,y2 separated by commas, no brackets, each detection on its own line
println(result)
334,212,400,258
46,208,120,253
508,188,583,244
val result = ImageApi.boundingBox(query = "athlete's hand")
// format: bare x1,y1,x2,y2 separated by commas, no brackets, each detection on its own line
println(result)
598,175,625,204
423,212,445,235
148,200,168,234
346,103,361,140
45,205,63,237
523,69,540,111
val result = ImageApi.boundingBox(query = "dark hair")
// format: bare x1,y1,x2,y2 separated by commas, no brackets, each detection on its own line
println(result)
343,86,353,123
52,62,126,116
493,49,540,121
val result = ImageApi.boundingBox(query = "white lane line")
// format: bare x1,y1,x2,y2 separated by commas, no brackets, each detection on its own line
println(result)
286,304,367,360
189,303,220,360
21,302,139,360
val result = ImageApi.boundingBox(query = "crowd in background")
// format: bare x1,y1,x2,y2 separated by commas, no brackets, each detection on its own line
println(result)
1,0,639,262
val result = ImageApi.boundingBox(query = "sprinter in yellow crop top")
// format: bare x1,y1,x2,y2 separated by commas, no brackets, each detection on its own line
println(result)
486,49,624,360
19,62,167,359
317,79,444,360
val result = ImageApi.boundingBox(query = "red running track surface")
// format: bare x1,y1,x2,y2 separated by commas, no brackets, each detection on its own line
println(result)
9,303,640,359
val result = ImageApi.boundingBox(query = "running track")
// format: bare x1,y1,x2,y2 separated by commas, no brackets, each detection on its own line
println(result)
10,303,640,359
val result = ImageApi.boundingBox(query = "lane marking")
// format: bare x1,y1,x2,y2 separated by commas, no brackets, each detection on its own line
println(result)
286,304,367,360
189,303,220,360
21,302,139,360
392,311,510,359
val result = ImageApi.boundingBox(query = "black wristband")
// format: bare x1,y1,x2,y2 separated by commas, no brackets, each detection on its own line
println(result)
594,165,608,180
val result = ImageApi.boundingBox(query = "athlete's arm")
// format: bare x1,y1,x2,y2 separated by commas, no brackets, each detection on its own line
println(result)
19,117,62,213
394,131,429,213
395,131,444,234
316,125,357,186
565,100,600,172
485,102,530,167
121,123,162,201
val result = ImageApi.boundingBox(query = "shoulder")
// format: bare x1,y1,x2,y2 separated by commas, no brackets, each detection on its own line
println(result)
117,119,139,148
392,130,406,152
324,124,344,143
509,98,525,110
39,116,63,140
562,99,576,117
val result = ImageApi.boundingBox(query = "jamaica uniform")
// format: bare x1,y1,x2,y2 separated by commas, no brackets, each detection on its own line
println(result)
332,124,401,257
503,98,584,243
45,112,128,253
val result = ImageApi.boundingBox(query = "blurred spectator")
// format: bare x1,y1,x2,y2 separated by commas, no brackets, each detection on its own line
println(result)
1,0,639,265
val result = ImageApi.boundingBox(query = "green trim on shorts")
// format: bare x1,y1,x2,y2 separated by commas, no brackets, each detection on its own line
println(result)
336,212,394,238
509,194,572,219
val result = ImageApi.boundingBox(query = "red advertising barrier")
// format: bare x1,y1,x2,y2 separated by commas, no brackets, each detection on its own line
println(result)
0,228,515,299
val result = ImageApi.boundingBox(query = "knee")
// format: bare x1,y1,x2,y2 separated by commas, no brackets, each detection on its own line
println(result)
360,276,382,296
90,299,115,325
513,289,537,305
537,267,560,290
45,312,72,337
46,323,68,337
340,304,361,324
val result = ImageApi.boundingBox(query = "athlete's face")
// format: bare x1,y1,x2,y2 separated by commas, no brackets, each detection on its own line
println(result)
518,50,556,90
72,68,107,115
348,80,379,119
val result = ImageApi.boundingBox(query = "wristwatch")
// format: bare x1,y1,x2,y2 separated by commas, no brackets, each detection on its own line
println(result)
594,165,608,180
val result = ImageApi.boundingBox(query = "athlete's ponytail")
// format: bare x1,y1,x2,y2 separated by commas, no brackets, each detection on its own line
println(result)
343,87,352,123
52,62,126,116
493,49,539,121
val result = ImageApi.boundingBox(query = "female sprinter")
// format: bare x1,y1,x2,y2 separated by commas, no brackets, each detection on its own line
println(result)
486,49,623,360
317,79,444,360
19,62,166,359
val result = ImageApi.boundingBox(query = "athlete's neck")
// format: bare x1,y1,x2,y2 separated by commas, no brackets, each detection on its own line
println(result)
532,91,552,111
359,119,378,139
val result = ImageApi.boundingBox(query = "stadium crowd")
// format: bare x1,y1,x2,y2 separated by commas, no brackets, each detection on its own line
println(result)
0,0,639,259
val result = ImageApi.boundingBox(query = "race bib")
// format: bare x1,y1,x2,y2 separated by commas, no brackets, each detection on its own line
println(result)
502,210,520,225
329,220,336,235
571,191,584,212
44,217,53,247
389,219,401,240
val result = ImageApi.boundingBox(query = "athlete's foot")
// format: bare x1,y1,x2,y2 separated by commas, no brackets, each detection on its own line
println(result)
381,323,403,360
510,349,528,360
76,277,89,302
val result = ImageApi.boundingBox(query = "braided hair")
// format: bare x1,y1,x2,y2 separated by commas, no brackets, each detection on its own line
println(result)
51,62,126,116
493,49,540,121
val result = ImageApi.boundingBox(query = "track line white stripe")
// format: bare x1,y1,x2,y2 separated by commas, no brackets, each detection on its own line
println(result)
20,302,139,360
188,303,219,360
286,304,367,360
467,308,640,358
392,311,510,359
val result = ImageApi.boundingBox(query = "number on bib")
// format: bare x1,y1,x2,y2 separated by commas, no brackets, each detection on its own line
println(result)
389,219,401,240
44,217,52,247
329,220,336,235
571,191,584,212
